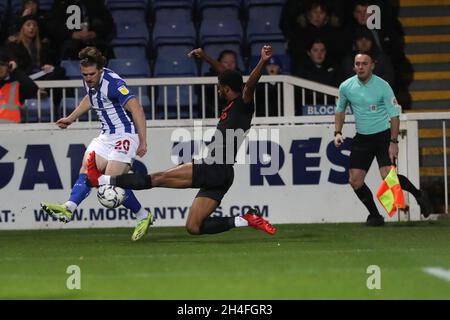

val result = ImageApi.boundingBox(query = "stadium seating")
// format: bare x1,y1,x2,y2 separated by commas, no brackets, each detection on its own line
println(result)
245,0,285,7
152,0,193,9
23,98,52,123
107,59,151,78
153,48,198,119
152,20,196,47
60,60,82,80
247,5,284,44
199,15,243,45
106,0,148,10
199,1,240,20
113,44,148,60
111,20,149,45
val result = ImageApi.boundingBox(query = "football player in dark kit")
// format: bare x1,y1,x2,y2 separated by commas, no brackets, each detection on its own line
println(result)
87,45,276,239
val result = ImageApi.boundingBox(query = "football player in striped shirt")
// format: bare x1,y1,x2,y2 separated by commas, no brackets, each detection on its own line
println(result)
41,47,152,241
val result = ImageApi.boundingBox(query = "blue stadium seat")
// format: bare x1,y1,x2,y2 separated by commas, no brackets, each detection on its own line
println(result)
106,0,148,10
153,58,197,78
108,59,151,78
199,17,243,45
153,7,192,24
201,43,245,75
152,0,193,9
155,44,195,65
113,45,147,60
154,52,198,119
112,20,148,45
247,5,284,43
61,60,82,80
111,8,147,23
198,0,241,7
152,20,196,47
200,6,240,21
23,98,52,123
245,0,284,7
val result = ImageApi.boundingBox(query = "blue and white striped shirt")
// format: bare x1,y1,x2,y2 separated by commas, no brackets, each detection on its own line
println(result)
84,68,136,134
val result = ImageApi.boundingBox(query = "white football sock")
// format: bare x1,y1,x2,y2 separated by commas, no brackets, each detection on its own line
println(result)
234,216,248,227
136,207,149,221
64,201,77,213
98,175,111,186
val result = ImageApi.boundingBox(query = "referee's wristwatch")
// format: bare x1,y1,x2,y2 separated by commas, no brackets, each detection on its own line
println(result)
390,138,399,144
334,131,342,136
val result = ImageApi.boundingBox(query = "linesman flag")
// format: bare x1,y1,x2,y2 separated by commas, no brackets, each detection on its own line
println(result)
376,166,405,217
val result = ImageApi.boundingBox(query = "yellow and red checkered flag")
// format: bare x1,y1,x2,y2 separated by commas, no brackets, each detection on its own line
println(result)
376,166,405,217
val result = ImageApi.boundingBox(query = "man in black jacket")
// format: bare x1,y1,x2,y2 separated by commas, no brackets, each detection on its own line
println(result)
46,0,115,60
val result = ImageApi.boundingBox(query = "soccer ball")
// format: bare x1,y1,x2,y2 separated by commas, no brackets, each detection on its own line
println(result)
97,185,126,209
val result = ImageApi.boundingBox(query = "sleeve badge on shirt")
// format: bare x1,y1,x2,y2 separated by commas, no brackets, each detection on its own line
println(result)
118,85,129,95
392,96,398,105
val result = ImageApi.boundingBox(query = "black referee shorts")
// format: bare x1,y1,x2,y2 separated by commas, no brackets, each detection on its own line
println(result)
192,163,235,203
349,129,392,171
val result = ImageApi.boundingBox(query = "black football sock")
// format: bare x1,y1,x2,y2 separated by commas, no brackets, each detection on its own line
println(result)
199,217,236,234
398,174,421,199
354,183,380,216
111,173,152,190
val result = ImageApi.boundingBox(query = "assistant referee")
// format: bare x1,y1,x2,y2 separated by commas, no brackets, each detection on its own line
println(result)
334,52,431,226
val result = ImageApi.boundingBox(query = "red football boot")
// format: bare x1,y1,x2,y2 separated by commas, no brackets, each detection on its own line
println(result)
242,208,276,235
87,151,101,188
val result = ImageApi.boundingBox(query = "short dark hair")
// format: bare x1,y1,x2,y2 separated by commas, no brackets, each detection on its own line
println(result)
308,38,327,51
218,69,243,93
355,50,376,62
79,47,106,69
217,50,238,63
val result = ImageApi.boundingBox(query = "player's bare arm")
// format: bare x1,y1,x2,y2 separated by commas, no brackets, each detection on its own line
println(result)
243,45,272,104
188,48,226,74
125,97,147,157
334,111,345,147
55,95,92,129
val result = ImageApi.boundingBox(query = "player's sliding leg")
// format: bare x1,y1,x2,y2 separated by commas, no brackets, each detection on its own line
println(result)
186,197,276,236
350,168,385,227
379,166,432,218
40,151,108,223
87,151,192,189
104,159,153,241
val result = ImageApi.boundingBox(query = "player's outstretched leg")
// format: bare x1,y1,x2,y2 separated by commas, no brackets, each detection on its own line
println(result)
40,173,91,223
397,175,432,217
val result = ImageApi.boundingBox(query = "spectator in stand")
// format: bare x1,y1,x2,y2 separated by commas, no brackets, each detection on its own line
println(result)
255,56,283,117
340,29,395,85
293,39,338,112
46,0,115,60
294,39,338,87
7,15,65,80
345,0,402,65
8,0,51,41
191,48,243,118
0,49,38,123
285,0,346,71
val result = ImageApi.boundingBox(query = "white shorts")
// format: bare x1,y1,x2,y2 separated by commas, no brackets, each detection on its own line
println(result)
86,133,139,164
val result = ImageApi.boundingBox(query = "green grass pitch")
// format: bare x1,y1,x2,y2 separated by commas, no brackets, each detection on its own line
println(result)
1,221,450,299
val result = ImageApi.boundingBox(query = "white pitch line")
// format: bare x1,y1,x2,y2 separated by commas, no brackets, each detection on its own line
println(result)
423,267,450,282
